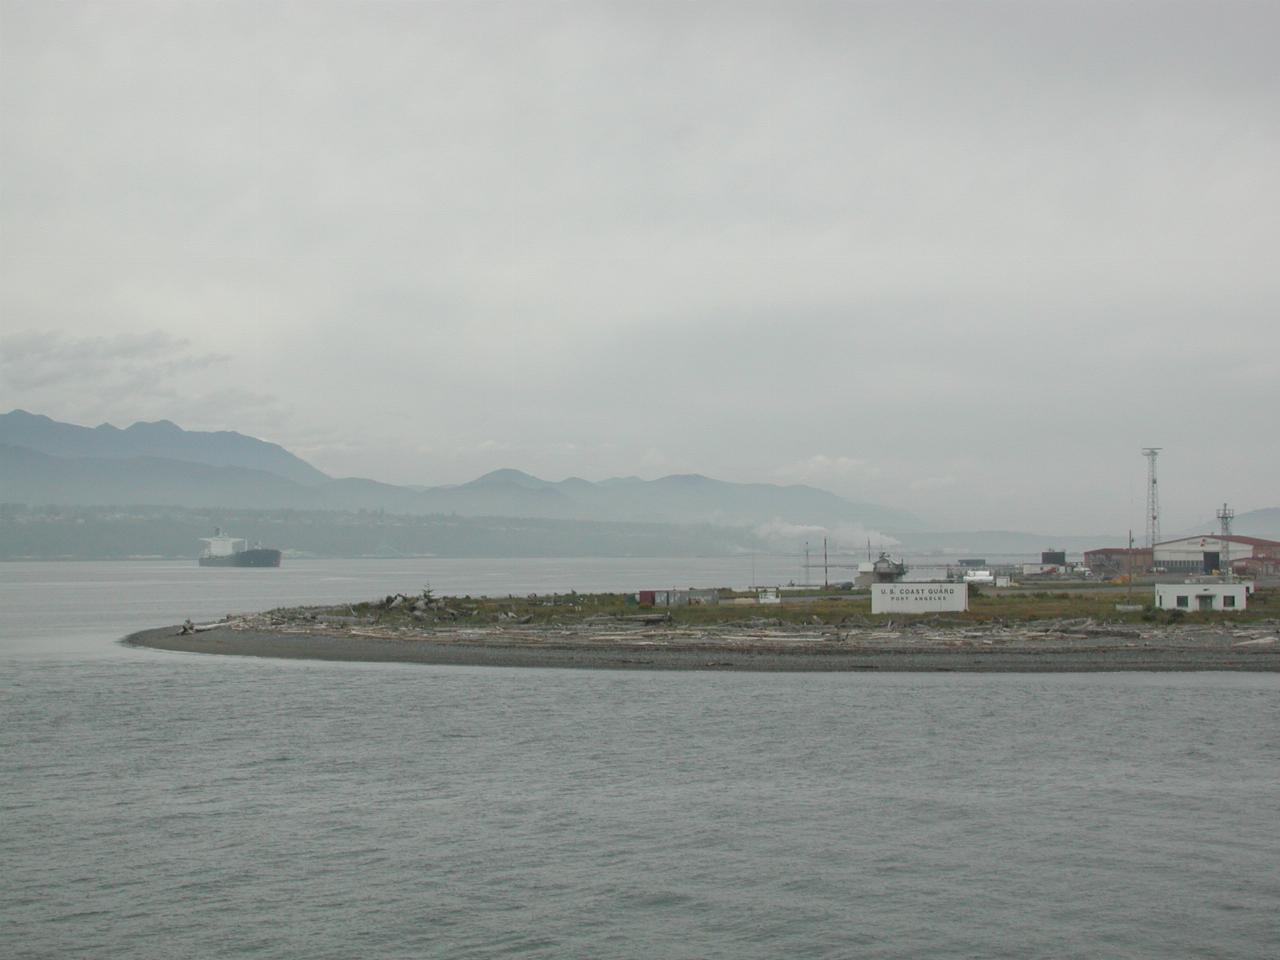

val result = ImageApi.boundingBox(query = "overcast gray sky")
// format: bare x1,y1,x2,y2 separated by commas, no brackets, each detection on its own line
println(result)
2,1,1276,534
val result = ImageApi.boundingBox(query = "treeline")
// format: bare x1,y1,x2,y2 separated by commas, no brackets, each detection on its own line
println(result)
0,504,765,560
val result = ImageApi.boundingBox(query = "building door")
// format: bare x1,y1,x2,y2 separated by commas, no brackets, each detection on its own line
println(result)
1202,551,1220,574
1198,594,1214,611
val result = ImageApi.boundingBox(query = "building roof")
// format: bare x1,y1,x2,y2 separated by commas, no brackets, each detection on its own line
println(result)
1155,534,1280,549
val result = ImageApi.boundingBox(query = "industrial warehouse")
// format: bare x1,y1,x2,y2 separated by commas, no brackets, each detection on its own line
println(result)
1075,449,1276,613
1084,535,1280,579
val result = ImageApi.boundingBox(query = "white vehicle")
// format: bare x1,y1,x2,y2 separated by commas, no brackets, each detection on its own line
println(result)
963,569,995,584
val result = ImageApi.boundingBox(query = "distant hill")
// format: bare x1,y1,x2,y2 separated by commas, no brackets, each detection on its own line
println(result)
1180,507,1280,542
426,469,921,530
1227,507,1280,541
0,413,920,531
0,446,919,530
0,444,309,509
0,409,329,486
891,529,1126,556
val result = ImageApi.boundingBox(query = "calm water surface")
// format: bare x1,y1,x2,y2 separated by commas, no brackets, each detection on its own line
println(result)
2,560,1278,959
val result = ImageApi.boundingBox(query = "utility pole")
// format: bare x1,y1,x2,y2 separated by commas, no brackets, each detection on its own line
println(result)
823,537,829,589
1127,529,1134,603
1142,447,1162,549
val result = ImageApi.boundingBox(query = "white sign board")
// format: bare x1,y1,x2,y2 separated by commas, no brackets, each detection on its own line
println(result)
872,582,968,614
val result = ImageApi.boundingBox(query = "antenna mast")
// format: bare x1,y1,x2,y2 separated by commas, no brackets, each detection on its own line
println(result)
1217,502,1234,581
1142,447,1162,549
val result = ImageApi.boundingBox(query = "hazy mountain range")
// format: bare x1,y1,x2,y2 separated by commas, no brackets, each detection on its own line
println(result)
0,410,917,531
0,409,327,485
4,411,1275,556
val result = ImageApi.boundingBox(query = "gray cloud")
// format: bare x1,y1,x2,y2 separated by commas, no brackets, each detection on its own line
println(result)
0,330,286,434
1,1,1277,532
0,330,226,391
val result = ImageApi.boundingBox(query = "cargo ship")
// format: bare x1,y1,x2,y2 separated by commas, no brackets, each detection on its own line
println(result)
198,529,282,567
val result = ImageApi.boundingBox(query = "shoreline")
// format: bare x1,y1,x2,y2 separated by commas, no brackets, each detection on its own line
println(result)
124,620,1280,672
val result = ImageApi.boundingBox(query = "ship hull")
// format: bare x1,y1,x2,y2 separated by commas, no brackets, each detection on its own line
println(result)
198,549,282,568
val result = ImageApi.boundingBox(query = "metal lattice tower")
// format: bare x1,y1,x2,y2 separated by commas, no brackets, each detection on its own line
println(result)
1218,502,1234,580
1142,447,1162,549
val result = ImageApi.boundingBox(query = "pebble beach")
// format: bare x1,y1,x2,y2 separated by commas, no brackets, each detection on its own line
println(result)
126,613,1280,672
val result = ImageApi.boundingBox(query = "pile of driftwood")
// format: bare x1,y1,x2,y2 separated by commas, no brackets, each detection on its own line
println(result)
179,617,242,635
375,590,529,623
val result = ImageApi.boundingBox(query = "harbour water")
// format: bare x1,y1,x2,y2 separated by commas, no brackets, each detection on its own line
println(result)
2,560,1278,958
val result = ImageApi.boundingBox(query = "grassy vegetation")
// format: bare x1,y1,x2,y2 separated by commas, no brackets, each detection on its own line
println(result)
970,589,1279,623
318,585,1280,628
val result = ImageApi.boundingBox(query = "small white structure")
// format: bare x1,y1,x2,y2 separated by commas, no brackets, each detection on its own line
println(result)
963,569,995,584
757,588,781,605
1020,563,1062,577
1154,582,1248,612
199,534,246,558
872,582,968,614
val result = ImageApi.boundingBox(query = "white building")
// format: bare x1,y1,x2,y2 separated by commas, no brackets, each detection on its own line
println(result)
1020,562,1063,577
1154,535,1280,576
1154,581,1249,612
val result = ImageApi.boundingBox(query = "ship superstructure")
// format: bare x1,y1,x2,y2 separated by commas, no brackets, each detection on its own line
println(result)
198,529,282,567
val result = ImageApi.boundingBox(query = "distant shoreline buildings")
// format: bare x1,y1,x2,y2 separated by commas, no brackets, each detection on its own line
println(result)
1085,534,1280,579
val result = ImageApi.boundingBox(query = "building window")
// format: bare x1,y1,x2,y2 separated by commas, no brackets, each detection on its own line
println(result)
1176,595,1189,608
1223,595,1236,608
